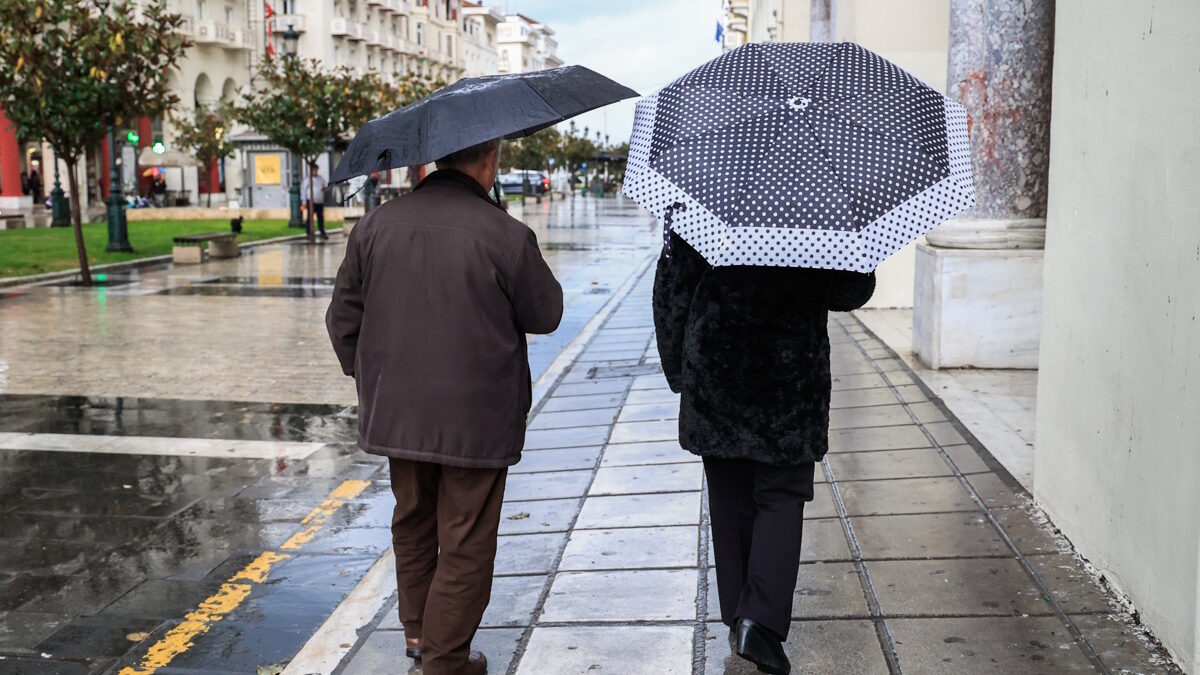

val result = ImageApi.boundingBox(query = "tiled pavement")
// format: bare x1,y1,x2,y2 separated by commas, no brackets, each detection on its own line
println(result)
339,269,1181,674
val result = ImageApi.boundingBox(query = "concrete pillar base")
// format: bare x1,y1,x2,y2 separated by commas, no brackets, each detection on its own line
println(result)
913,242,1044,369
172,246,205,265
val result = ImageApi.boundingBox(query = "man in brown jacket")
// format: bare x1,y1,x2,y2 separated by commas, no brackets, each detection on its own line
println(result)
326,138,563,675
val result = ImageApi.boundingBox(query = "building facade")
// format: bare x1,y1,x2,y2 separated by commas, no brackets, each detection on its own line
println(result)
497,13,562,75
0,0,536,213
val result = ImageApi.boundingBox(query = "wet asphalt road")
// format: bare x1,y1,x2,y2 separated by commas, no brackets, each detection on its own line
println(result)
0,196,658,674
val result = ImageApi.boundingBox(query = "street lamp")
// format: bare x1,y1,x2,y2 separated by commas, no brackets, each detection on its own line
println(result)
98,0,132,251
283,22,304,228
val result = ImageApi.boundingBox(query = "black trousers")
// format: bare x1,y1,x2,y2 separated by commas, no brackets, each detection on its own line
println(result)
306,200,325,235
704,456,815,639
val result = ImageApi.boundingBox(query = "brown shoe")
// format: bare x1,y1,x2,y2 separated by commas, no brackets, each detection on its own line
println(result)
463,651,487,675
406,636,422,661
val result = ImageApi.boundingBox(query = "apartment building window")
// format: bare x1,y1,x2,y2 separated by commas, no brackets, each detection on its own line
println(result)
334,45,341,63
416,23,424,46
445,35,453,57
282,0,296,12
195,0,206,19
224,5,232,24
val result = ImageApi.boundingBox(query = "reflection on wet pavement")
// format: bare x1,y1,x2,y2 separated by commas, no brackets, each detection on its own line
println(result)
0,196,658,672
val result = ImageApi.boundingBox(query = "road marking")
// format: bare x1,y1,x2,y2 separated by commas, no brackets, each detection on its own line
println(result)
117,479,372,675
0,431,325,460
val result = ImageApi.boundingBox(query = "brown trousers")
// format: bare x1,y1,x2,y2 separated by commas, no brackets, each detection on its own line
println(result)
388,457,507,675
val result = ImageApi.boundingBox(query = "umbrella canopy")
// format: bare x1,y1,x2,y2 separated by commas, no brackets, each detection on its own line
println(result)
622,42,976,272
137,147,203,168
142,166,165,177
332,65,637,183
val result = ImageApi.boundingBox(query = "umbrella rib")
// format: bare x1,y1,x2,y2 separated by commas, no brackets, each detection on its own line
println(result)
800,113,869,233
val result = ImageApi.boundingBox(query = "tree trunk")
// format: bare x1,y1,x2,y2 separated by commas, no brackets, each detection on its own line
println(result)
306,171,315,244
64,157,92,286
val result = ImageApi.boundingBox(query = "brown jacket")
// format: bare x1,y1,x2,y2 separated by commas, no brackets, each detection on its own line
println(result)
326,169,563,468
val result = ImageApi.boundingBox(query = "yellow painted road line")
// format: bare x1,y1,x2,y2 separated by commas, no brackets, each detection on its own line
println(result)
118,479,373,675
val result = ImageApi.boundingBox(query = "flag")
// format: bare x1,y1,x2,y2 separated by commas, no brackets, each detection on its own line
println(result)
715,21,724,43
264,1,275,19
265,41,276,56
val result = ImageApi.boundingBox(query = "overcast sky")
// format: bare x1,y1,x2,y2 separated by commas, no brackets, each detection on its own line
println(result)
498,0,724,146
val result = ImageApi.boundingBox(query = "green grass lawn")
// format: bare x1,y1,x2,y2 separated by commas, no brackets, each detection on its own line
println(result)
0,219,315,279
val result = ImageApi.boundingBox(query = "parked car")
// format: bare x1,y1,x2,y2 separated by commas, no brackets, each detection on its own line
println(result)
498,170,549,196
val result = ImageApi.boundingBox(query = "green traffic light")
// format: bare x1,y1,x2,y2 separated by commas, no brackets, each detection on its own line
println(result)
152,141,165,155
126,130,139,144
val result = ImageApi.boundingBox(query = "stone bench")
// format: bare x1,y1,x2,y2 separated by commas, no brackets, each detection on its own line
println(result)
172,232,239,264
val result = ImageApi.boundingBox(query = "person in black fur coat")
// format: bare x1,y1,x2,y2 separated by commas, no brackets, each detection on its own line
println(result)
653,230,875,675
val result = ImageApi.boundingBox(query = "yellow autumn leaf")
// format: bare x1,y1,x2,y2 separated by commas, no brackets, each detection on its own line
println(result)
15,55,22,71
34,4,41,19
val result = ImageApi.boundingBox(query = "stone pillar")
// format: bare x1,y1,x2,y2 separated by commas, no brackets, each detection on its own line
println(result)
0,107,32,211
913,0,1055,369
810,0,836,42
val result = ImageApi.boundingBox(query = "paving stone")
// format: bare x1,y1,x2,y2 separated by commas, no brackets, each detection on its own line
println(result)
800,517,852,562
608,419,679,444
907,400,949,424
831,372,890,391
629,374,671,390
552,380,630,397
1067,613,1183,675
831,387,901,409
1026,554,1115,614
615,401,679,423
884,371,917,387
889,616,1096,673
510,447,600,475
924,420,969,447
829,424,931,452
560,526,698,570
505,470,592,501
703,620,888,675
893,384,930,404
870,558,1049,617
343,627,524,675
992,507,1069,556
837,477,981,516
851,512,1009,559
707,562,868,620
826,448,954,481
600,440,694,467
624,388,680,406
523,425,611,450
499,498,579,535
829,404,914,430
0,610,69,653
540,569,697,622
967,472,1028,508
943,443,992,473
526,408,620,431
806,482,839,519
830,359,878,377
575,492,702,530
495,532,565,575
539,393,626,412
517,625,693,675
588,462,703,496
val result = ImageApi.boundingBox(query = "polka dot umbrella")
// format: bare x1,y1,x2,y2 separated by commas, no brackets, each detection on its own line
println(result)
622,42,976,272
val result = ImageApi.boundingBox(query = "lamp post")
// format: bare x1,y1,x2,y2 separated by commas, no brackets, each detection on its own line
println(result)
282,23,304,228
50,161,70,227
96,0,132,251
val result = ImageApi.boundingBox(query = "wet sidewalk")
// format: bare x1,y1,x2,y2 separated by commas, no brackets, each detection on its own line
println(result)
339,269,1179,675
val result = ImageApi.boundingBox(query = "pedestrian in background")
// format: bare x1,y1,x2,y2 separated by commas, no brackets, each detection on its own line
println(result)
300,162,328,240
326,138,563,675
653,230,875,675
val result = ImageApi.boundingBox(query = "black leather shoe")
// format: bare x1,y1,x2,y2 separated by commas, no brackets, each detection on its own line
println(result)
735,618,790,675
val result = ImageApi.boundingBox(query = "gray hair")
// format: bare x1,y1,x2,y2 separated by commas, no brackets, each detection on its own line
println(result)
435,138,502,170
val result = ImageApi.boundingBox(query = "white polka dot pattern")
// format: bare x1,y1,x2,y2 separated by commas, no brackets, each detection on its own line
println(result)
621,42,977,272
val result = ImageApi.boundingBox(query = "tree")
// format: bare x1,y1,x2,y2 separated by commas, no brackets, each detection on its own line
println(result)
0,0,189,284
172,107,236,207
232,56,413,242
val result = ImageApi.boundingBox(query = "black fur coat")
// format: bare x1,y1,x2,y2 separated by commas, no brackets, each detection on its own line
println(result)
653,232,876,466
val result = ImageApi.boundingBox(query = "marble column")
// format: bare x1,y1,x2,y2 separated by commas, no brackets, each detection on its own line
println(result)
914,0,1056,368
810,0,835,42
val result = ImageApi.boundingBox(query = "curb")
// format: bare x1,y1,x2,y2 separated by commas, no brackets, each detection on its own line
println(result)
0,232,318,290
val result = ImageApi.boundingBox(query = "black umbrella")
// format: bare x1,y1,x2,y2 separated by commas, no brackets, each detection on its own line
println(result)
622,42,976,272
331,66,638,183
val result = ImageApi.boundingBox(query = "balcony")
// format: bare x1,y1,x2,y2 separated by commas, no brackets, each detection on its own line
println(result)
194,19,234,45
230,30,255,50
271,14,306,33
348,22,367,41
730,4,749,18
332,17,366,40
727,17,748,33
365,29,382,47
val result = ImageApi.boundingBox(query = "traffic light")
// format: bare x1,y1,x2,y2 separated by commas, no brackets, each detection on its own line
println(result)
152,140,165,155
125,130,140,144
